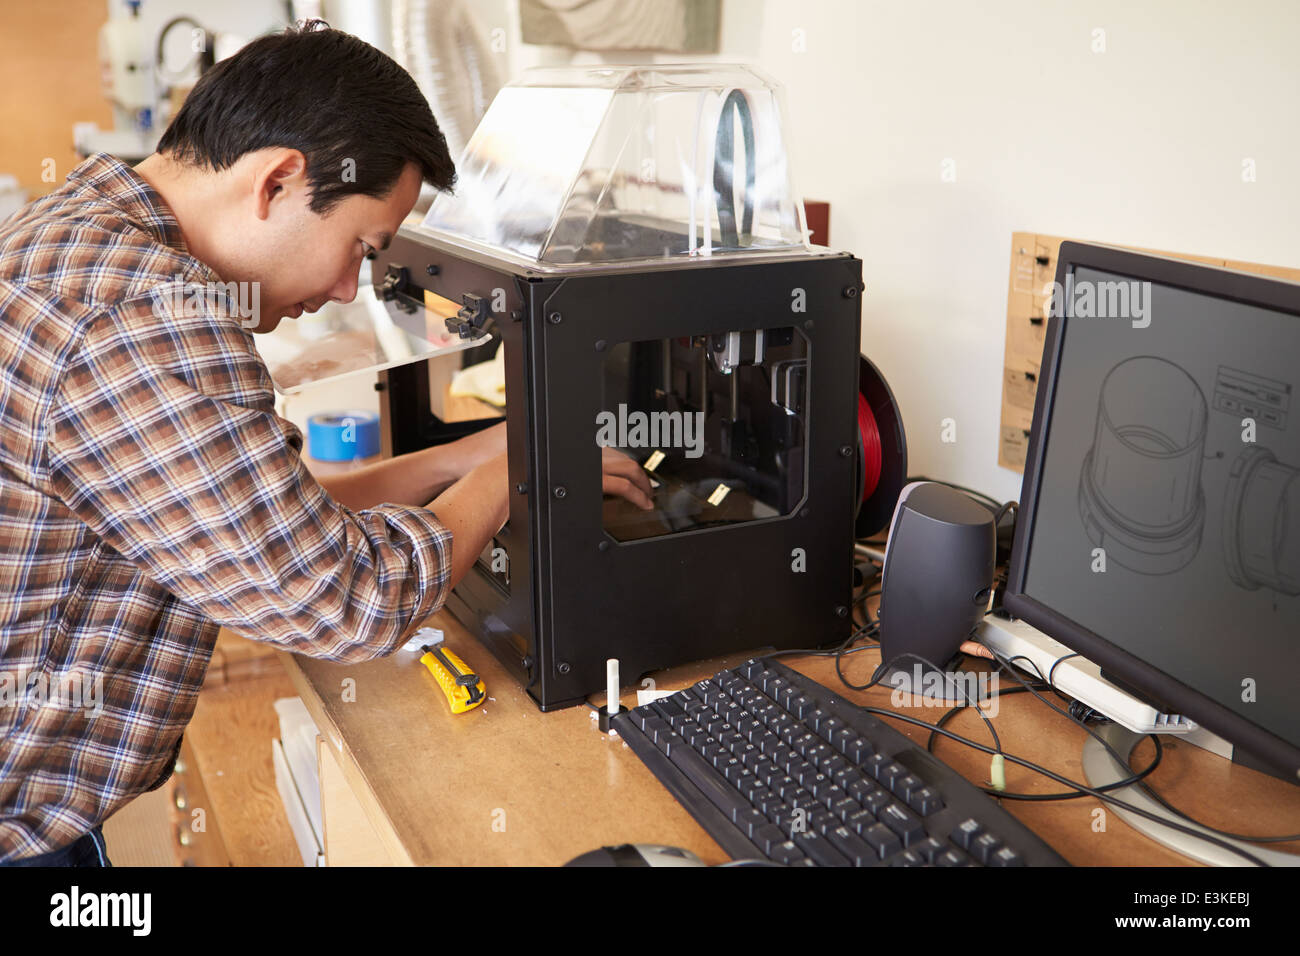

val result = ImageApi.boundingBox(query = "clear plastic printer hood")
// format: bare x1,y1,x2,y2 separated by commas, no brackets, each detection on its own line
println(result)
415,63,813,270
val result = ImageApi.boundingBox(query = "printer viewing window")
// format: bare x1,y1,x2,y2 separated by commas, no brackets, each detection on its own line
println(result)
599,327,809,541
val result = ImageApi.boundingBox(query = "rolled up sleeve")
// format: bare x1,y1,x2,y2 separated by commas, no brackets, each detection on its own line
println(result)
44,305,453,662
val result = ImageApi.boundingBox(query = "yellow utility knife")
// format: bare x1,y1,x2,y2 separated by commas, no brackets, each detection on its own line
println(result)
419,643,486,714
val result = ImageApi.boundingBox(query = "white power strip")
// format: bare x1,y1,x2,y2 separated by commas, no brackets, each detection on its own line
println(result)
975,616,1198,736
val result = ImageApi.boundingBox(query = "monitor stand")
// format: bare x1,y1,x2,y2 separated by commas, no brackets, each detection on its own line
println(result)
1081,723,1299,867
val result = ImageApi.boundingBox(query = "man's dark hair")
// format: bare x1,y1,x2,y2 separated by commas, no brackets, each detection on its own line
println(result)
157,20,455,213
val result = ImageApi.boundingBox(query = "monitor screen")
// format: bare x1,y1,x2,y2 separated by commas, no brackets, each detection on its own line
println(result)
1009,247,1300,775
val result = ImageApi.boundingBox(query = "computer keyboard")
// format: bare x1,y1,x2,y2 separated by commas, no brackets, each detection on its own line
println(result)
613,658,1069,866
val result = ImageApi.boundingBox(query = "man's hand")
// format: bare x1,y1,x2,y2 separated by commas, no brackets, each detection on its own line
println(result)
601,446,655,510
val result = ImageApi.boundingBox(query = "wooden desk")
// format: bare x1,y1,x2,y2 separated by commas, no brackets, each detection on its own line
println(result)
280,600,1300,867
285,381,1298,866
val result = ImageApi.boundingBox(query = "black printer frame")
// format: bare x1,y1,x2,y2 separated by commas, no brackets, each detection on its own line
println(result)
373,229,864,711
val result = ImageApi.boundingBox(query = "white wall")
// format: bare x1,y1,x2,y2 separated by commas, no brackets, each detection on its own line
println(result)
470,0,1300,505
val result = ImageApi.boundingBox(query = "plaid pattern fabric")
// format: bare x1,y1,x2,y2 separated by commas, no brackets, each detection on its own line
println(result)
0,154,454,860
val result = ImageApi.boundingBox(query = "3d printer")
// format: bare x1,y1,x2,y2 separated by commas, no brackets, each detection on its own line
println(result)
369,65,905,710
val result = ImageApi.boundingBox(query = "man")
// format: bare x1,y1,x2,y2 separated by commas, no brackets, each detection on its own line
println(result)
0,21,651,865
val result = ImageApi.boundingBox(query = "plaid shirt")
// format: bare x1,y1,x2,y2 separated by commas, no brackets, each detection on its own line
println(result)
0,154,454,860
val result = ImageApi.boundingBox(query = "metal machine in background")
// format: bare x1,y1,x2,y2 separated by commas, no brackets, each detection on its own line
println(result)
76,0,219,162
370,65,906,710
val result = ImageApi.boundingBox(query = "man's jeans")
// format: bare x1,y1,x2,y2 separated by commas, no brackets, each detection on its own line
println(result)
0,826,111,867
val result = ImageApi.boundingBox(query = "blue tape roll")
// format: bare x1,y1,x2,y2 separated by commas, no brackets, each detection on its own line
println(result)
307,410,380,461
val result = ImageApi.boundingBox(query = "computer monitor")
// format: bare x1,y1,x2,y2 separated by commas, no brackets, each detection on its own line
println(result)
1004,241,1300,785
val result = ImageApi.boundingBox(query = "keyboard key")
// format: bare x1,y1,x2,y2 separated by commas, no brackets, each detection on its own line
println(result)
821,755,849,777
752,823,786,855
845,808,875,835
667,741,749,822
810,809,837,835
891,850,925,866
830,797,860,821
914,837,946,862
862,790,892,814
862,754,888,779
877,803,925,846
847,737,874,763
862,823,902,860
847,778,879,804
990,846,1025,867
950,818,983,850
769,840,806,866
654,732,682,756
819,784,848,808
909,786,944,816
733,808,766,838
878,762,907,790
894,773,925,801
832,767,860,790
793,831,850,866
827,826,875,866
970,832,1003,864
788,695,813,719
644,716,670,742
818,717,845,742
652,697,685,720
805,743,833,768
792,733,819,757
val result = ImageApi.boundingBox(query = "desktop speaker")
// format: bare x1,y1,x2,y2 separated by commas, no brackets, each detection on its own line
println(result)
878,482,997,676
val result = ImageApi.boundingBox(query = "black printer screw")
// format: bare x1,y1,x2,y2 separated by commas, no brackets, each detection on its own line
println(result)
426,264,440,276
515,482,528,494
839,445,852,457
843,285,858,298
557,661,572,674
553,486,567,499
594,339,606,351
548,311,563,324
835,606,848,618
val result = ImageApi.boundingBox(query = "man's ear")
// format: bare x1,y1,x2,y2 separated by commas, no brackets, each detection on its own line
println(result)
251,149,309,221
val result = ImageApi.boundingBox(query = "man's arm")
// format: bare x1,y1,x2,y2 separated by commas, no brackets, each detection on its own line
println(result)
424,452,510,587
316,442,464,509
45,304,480,662
317,421,508,509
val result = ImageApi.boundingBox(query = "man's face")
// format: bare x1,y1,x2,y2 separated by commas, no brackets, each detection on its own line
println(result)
219,150,422,333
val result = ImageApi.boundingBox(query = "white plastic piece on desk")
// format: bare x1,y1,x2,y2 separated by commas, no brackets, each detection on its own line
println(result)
606,658,620,715
402,627,444,652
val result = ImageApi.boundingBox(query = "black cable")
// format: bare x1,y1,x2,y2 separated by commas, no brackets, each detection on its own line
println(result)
1047,652,1079,688
852,703,1268,866
927,684,1164,801
993,646,1299,844
834,649,1003,757
977,643,1273,865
